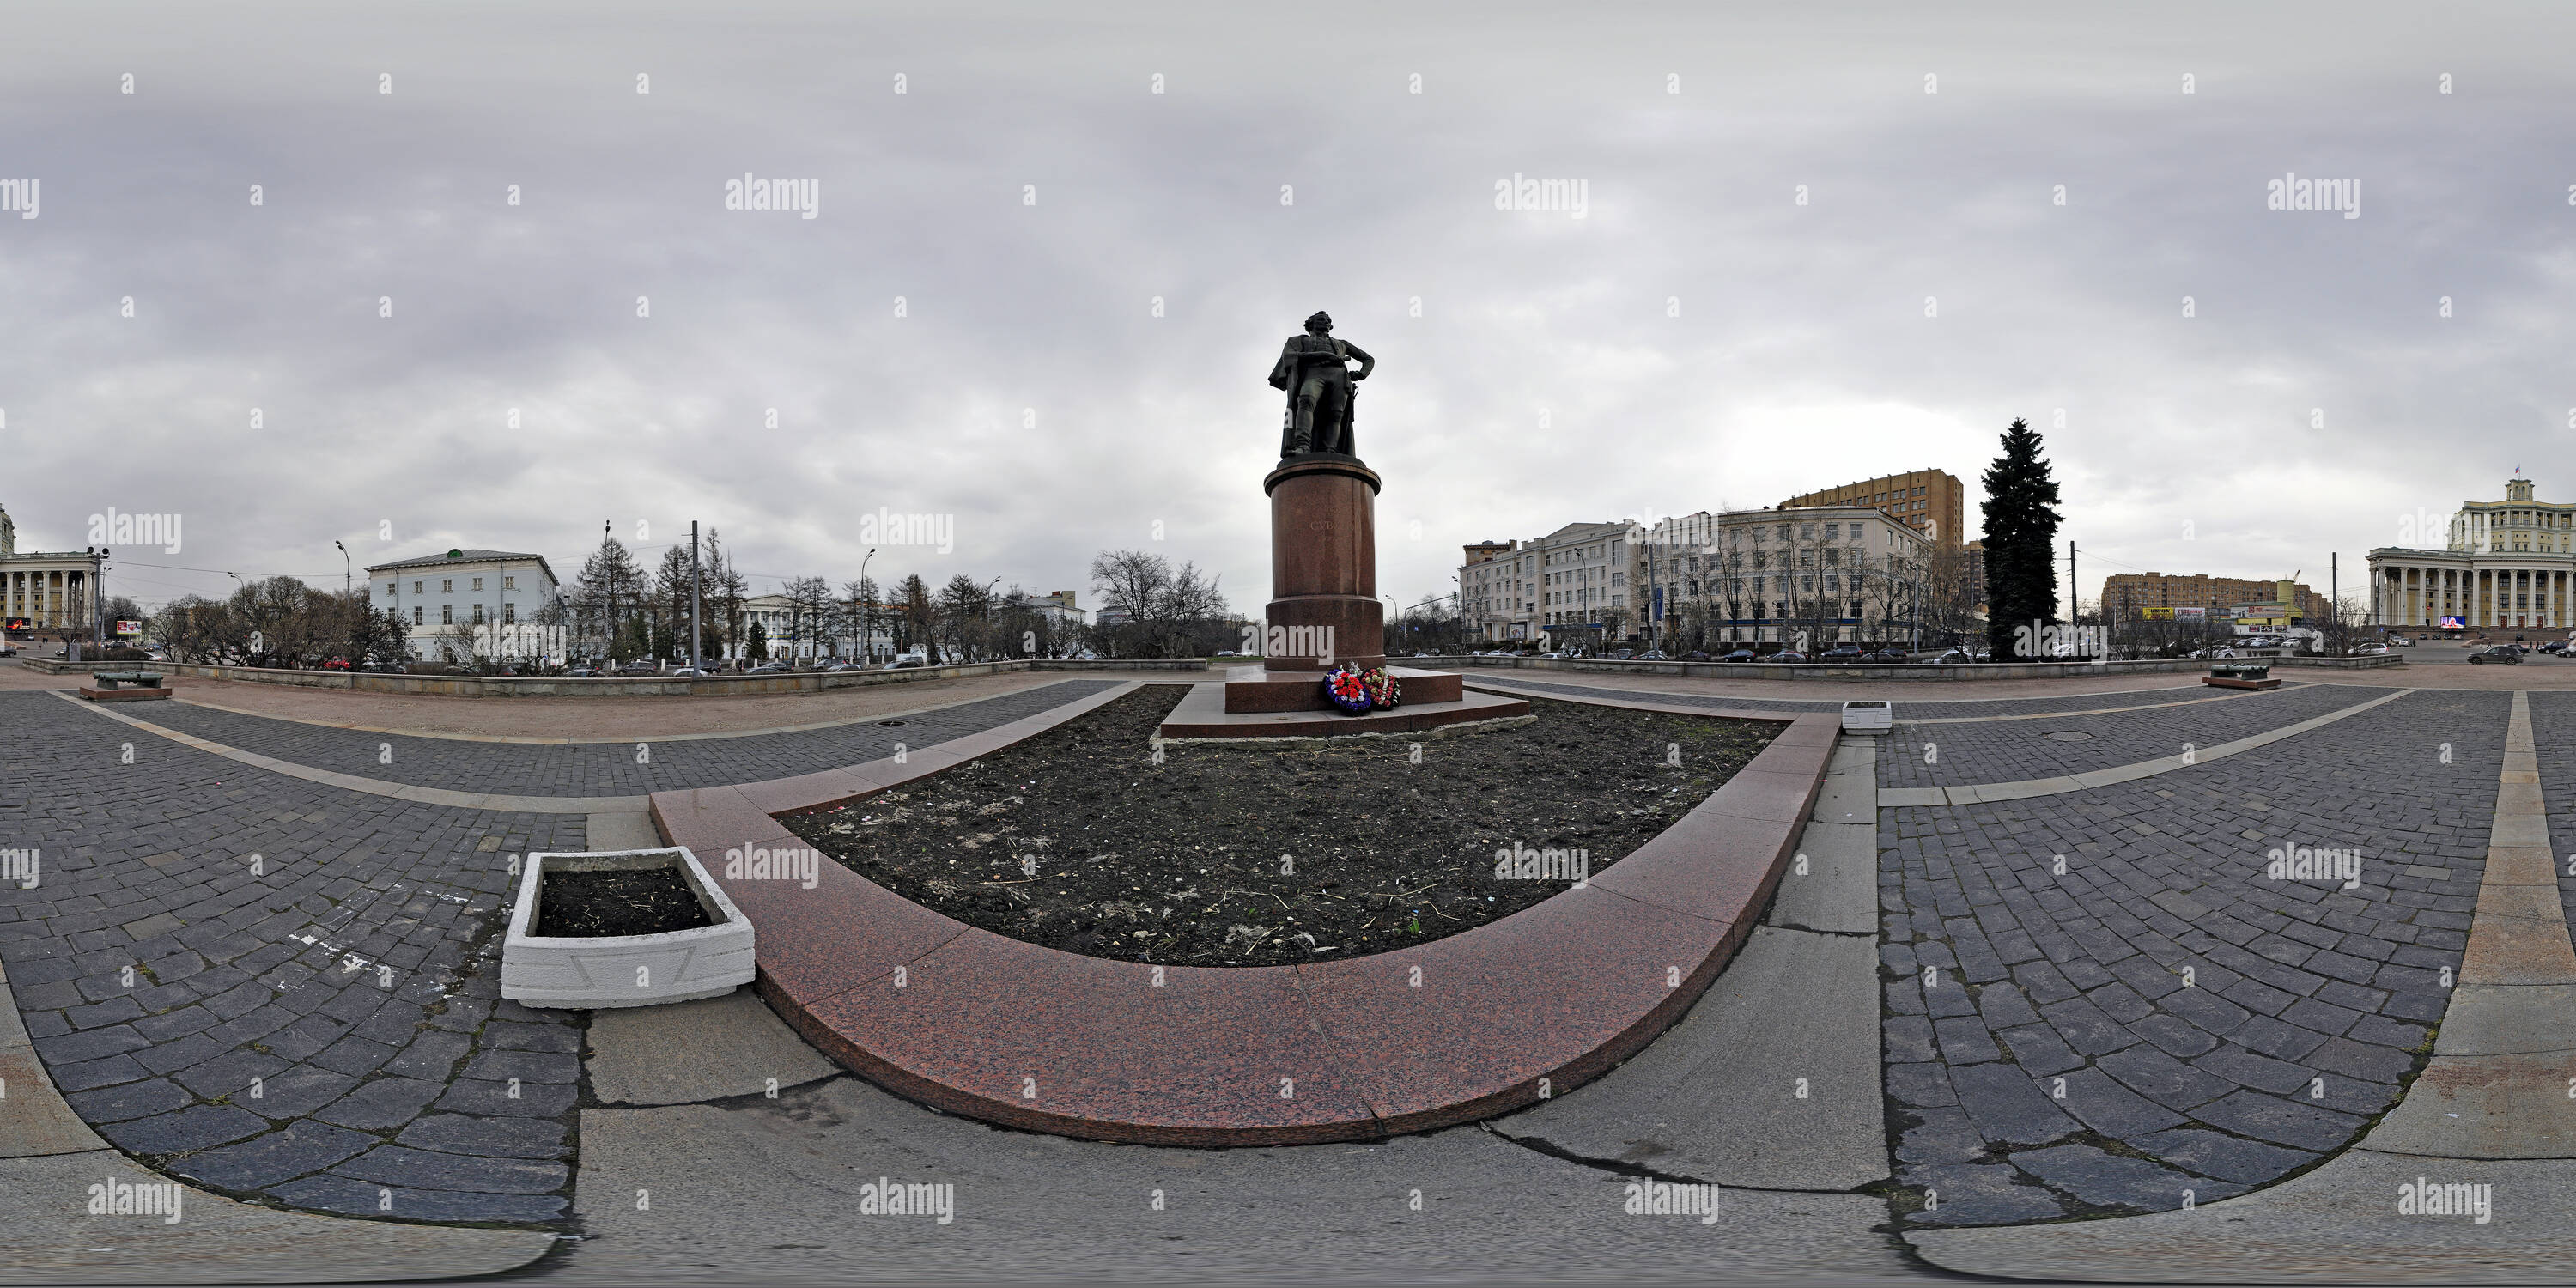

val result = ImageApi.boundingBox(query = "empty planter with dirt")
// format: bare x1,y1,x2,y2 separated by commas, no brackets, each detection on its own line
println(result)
501,847,755,1009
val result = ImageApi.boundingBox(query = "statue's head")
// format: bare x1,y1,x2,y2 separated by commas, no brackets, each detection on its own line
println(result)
1304,311,1333,334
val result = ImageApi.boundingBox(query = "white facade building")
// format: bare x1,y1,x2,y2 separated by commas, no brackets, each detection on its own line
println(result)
368,549,566,663
2369,477,2576,631
0,502,107,642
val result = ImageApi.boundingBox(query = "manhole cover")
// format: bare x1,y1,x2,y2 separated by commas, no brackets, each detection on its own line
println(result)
877,720,907,726
2044,730,2093,742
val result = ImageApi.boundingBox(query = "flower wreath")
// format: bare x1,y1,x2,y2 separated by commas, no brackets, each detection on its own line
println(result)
1324,665,1373,714
1360,665,1400,710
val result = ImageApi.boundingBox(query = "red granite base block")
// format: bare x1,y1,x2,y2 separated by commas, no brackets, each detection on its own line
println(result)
1163,685,1529,740
792,933,1373,1145
78,685,170,702
2203,676,2282,690
1224,665,1461,713
1298,885,1740,1136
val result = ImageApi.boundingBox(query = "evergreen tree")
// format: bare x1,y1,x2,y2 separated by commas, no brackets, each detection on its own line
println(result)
744,619,770,661
1980,417,2064,659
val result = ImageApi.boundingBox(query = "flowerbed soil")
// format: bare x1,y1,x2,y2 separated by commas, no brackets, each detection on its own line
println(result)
535,867,714,938
782,687,1780,967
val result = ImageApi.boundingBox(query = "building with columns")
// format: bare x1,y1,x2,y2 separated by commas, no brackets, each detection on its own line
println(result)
0,502,107,641
2368,477,2576,631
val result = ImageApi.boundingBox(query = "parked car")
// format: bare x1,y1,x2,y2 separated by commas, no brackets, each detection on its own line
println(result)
320,657,352,671
741,661,790,674
1929,649,1973,665
2349,643,2389,656
1765,650,1807,663
564,665,599,677
1818,646,1863,662
1865,648,1909,662
2469,646,2522,665
1635,649,1668,660
1719,648,1756,662
1683,650,1712,661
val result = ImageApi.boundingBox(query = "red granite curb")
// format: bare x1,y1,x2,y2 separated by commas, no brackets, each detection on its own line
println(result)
647,679,1838,1145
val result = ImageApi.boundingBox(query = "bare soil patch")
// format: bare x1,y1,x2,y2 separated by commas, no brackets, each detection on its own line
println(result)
784,687,1778,967
534,868,713,938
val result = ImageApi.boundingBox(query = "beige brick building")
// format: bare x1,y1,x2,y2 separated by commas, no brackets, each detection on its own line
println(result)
1781,469,1965,550
2099,571,2330,626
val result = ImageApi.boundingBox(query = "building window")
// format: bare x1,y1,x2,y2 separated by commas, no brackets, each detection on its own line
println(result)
442,605,453,625
471,605,485,625
471,577,483,591
413,580,423,594
413,606,423,625
441,580,453,592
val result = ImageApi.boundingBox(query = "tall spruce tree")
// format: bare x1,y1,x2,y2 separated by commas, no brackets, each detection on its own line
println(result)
1980,417,2064,660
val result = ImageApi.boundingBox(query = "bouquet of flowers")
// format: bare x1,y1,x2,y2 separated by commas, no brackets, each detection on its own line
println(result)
1324,665,1373,714
1359,665,1400,709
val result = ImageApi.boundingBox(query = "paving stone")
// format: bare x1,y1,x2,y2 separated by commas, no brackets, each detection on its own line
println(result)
2130,1127,2321,1185
1994,1023,2084,1078
314,1078,448,1130
1886,1062,1957,1109
396,1114,571,1160
2129,1012,2221,1058
463,1048,580,1084
382,1030,474,1081
268,1174,568,1224
2196,1043,2317,1096
170,1121,378,1191
1898,1162,2067,1226
2094,1046,2235,1110
1894,1107,1988,1165
2230,1014,2330,1062
1933,1017,2002,1065
243,1066,361,1121
96,1103,270,1155
172,1048,289,1099
479,1019,580,1054
47,1054,150,1093
1948,1061,2080,1146
61,1075,195,1124
311,1034,400,1078
2189,1090,2366,1151
1882,1016,1935,1064
2043,1067,2187,1138
2012,1143,2244,1210
334,1144,569,1194
434,1077,580,1118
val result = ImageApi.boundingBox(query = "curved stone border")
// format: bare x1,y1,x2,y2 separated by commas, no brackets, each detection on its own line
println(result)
1875,688,2417,805
645,682,1839,1145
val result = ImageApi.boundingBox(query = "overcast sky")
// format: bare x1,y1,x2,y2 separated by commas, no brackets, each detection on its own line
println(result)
3,2,2569,617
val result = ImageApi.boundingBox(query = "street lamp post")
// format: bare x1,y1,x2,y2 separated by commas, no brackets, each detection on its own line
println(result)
858,548,876,662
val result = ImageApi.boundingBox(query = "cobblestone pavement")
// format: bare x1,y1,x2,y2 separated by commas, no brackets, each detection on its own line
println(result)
1875,684,2381,789
0,690,589,1224
1469,672,2304,719
1880,688,2501,1226
2518,690,2576,952
115,678,1122,796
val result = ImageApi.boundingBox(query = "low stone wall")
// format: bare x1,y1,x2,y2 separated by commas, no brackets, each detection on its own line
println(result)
1413,653,2405,682
15,655,1210,695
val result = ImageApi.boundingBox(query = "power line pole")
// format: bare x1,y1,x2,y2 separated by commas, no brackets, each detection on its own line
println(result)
690,520,703,671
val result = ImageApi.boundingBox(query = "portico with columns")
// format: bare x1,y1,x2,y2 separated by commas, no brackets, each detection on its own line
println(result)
0,501,106,638
2369,477,2576,631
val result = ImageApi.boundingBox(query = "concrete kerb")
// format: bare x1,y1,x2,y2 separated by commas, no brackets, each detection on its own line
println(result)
1906,688,2576,1281
647,678,1839,1145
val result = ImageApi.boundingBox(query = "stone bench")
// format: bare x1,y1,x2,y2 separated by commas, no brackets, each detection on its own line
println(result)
80,671,171,702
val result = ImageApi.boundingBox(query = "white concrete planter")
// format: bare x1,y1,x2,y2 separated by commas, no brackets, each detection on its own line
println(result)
1840,700,1893,733
501,847,755,1010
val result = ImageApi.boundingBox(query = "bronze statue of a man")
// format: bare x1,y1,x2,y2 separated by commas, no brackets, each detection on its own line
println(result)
1268,310,1374,458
